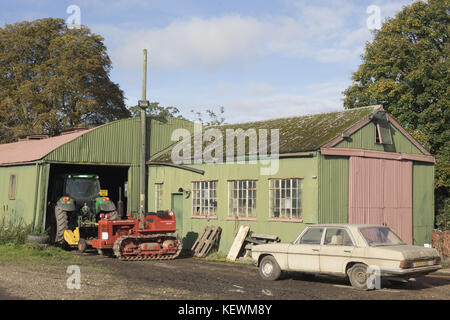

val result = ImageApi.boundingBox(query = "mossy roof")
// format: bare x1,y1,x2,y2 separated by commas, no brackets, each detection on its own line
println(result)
153,105,381,162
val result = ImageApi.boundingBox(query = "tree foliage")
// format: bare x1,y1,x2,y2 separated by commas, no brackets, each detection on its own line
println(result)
0,18,130,143
343,0,449,226
129,102,184,122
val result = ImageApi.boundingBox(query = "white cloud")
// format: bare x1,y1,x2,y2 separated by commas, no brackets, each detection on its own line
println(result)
110,15,266,70
101,7,374,71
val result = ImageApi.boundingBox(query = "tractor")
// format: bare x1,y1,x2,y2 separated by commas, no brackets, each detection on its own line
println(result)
92,210,182,260
50,174,119,250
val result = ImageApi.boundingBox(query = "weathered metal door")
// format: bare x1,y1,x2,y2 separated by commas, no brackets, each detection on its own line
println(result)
349,157,413,244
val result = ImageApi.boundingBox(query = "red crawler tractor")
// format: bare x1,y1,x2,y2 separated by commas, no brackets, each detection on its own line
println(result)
91,210,182,261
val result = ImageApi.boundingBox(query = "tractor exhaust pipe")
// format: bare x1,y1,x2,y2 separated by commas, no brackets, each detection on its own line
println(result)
118,186,124,219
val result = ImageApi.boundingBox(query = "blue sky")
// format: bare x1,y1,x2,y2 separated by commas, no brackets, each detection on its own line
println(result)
0,0,415,123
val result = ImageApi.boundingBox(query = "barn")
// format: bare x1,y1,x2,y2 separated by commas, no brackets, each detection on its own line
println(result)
0,105,435,254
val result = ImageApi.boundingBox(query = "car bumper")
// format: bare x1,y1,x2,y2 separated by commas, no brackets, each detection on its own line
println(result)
380,265,442,277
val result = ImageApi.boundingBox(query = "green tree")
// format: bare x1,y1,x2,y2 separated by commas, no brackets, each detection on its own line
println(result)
0,18,130,143
343,0,449,228
129,102,184,122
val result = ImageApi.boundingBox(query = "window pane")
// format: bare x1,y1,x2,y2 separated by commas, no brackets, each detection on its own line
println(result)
324,228,353,246
299,228,324,245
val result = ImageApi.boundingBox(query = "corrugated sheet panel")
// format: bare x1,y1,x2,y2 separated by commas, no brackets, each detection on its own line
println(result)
349,157,413,244
45,117,196,165
45,118,141,164
336,122,423,155
0,165,39,225
412,163,434,245
318,155,349,224
127,165,141,216
148,118,195,160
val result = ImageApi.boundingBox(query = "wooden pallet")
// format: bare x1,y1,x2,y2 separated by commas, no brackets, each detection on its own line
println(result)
191,226,222,258
226,225,250,261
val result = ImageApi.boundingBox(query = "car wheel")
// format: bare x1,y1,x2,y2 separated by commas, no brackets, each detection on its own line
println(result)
348,263,371,290
259,256,281,281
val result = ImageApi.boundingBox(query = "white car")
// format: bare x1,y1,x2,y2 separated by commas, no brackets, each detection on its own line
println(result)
251,224,442,290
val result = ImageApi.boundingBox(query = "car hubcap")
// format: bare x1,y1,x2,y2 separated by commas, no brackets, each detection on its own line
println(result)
354,267,367,285
262,261,273,276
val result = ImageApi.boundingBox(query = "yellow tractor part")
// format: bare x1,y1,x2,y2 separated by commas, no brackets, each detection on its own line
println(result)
64,227,80,246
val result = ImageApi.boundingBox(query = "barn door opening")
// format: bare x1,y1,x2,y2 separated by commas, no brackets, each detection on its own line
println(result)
349,157,413,244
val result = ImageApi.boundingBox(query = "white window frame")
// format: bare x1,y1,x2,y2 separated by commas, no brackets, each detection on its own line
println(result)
269,178,302,220
192,181,217,217
228,180,257,218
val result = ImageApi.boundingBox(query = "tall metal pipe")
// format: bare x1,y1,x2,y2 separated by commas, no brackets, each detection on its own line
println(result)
139,49,148,218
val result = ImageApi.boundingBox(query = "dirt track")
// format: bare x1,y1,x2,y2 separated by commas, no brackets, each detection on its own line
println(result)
0,250,449,300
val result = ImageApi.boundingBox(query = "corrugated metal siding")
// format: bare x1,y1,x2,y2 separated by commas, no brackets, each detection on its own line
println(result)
147,156,320,253
0,165,39,225
318,155,349,224
349,157,413,244
45,118,141,164
336,122,423,155
412,163,434,245
148,118,195,160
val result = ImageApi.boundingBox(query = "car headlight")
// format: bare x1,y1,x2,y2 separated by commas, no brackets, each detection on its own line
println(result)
102,232,109,240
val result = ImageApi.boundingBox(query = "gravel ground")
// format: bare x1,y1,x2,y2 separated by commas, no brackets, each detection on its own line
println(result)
0,250,449,300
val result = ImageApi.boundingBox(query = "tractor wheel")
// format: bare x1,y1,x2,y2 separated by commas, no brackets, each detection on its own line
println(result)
54,205,69,245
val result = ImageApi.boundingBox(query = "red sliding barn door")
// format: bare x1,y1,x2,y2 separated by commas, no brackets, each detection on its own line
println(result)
349,157,413,244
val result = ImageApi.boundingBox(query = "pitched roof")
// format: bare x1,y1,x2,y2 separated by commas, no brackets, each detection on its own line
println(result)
0,129,92,166
153,105,381,162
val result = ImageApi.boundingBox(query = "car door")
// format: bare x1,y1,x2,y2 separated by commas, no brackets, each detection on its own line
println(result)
287,227,324,272
319,227,355,274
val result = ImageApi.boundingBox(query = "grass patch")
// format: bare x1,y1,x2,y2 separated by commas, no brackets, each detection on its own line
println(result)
0,243,80,263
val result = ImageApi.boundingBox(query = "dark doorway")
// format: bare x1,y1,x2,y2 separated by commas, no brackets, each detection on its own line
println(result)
45,164,129,232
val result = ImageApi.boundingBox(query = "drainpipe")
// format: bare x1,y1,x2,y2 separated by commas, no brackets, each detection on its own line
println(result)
138,49,150,225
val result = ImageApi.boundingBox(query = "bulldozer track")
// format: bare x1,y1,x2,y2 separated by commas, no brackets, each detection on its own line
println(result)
113,234,182,261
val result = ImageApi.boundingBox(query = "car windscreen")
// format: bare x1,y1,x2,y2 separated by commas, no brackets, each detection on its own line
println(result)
359,227,405,247
65,178,100,199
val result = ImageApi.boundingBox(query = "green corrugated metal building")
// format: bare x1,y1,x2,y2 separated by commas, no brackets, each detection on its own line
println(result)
0,105,436,254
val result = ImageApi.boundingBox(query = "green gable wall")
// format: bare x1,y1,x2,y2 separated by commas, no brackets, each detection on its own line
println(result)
148,155,320,253
335,121,423,155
